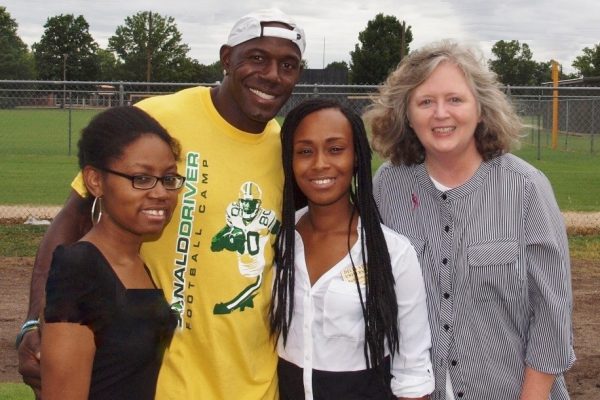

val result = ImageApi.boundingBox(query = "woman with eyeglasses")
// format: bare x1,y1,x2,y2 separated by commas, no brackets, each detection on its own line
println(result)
41,106,184,400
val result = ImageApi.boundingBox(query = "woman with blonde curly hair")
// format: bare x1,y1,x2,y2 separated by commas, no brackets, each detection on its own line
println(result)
365,40,574,400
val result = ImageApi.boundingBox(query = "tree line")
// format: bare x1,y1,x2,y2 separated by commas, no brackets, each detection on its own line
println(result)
1,7,599,85
0,8,222,83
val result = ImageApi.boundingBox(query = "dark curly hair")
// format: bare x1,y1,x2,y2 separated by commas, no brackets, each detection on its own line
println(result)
78,106,181,170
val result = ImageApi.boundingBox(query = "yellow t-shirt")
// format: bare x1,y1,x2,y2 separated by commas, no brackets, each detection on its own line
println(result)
72,87,282,399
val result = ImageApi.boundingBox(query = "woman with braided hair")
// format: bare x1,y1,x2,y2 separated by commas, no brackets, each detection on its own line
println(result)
270,98,434,399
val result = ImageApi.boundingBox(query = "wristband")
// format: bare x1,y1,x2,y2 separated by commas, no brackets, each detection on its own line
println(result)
15,319,40,349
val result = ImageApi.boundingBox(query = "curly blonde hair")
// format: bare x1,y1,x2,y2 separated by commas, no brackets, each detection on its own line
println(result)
364,40,522,165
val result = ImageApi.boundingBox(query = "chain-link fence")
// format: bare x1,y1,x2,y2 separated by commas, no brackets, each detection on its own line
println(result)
1,80,599,232
0,80,377,113
508,86,600,155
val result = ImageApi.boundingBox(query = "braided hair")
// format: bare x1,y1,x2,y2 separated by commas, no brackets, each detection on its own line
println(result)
269,98,399,371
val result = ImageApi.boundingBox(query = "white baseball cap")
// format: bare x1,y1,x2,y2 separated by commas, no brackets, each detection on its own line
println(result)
227,8,306,56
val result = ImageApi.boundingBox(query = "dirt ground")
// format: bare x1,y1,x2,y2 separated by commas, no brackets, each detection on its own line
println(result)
1,257,599,398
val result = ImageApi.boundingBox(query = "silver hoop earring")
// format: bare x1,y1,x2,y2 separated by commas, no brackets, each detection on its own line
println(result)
91,196,103,225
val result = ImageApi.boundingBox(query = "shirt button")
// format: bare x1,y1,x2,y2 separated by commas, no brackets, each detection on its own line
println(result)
451,360,458,366
442,258,448,265
457,392,464,398
441,193,447,200
444,225,450,232
443,324,450,331
443,292,450,299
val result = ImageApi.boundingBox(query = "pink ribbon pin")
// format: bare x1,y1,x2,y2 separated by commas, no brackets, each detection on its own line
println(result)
411,193,419,209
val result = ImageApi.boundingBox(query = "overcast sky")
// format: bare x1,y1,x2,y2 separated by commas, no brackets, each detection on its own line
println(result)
4,0,599,74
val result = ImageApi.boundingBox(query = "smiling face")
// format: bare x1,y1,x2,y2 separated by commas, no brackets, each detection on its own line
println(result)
292,108,355,209
407,61,482,165
92,134,180,238
219,25,302,132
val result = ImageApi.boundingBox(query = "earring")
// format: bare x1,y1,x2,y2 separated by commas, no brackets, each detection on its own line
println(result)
91,196,103,225
223,69,228,77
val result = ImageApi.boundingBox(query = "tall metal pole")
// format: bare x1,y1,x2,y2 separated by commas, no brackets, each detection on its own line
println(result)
551,60,559,149
62,53,68,108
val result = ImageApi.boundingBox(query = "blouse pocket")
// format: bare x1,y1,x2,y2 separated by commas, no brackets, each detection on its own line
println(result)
467,240,524,303
322,279,366,341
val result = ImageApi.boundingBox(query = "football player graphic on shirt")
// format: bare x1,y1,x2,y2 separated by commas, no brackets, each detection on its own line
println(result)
211,181,280,314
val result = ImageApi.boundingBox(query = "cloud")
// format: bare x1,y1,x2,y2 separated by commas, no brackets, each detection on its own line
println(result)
3,0,598,74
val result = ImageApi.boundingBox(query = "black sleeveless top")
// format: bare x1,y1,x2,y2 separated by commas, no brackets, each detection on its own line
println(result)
45,241,177,400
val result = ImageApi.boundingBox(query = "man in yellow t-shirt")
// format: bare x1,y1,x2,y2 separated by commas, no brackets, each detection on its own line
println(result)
17,8,305,399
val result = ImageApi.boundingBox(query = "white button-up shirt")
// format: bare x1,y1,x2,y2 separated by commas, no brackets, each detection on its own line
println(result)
277,208,434,399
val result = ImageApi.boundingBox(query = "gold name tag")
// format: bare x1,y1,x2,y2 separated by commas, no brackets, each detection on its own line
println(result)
341,264,366,285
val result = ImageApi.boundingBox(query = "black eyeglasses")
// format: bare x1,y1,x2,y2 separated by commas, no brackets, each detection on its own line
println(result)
98,167,186,190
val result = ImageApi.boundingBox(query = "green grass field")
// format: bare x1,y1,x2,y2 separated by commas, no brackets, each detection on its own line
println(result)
500,115,600,210
0,109,599,210
2,222,598,260
0,383,34,400
521,115,599,154
1,109,99,204
512,144,600,211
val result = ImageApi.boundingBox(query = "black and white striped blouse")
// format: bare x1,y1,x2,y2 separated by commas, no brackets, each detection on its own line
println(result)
373,153,575,400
